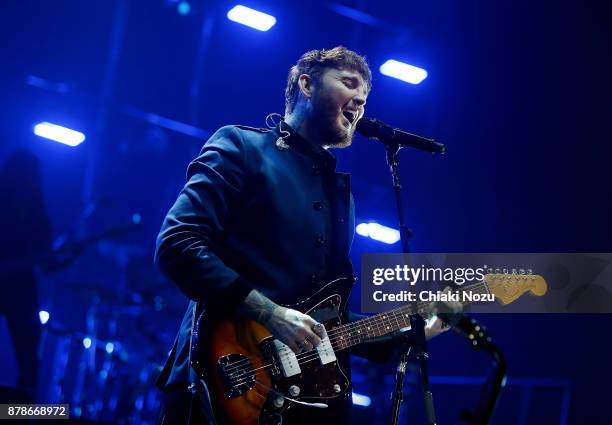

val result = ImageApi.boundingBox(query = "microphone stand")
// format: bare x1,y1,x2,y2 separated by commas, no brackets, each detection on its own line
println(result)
384,141,437,425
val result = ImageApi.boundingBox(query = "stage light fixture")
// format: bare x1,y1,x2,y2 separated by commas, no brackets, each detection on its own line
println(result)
105,342,115,354
83,337,92,349
34,122,85,147
227,5,276,31
352,392,372,407
177,1,190,15
356,222,400,244
38,310,50,325
380,60,428,84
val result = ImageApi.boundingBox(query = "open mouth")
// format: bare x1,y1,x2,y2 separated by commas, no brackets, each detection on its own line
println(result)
342,110,356,126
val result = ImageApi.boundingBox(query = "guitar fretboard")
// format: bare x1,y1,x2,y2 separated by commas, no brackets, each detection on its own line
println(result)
330,280,491,351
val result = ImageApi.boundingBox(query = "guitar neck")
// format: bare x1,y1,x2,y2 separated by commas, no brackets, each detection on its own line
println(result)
332,280,491,351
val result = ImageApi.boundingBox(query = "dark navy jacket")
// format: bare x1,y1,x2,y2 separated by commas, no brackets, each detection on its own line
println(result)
155,124,397,423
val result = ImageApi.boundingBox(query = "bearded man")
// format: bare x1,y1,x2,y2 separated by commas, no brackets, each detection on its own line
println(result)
155,46,448,425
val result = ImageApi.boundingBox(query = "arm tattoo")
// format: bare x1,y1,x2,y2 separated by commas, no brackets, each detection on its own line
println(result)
241,290,282,325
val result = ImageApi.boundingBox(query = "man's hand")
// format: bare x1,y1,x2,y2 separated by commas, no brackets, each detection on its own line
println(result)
424,315,450,339
238,290,327,354
425,286,463,340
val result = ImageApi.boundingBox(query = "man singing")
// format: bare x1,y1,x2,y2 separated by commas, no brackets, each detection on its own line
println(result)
155,46,448,425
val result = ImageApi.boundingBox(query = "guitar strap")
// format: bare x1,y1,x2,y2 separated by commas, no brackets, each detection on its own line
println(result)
187,301,217,425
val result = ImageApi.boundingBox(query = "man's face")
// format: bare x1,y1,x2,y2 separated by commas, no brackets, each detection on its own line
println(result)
308,67,368,148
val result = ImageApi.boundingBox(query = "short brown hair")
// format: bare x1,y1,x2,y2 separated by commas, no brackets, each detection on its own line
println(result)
284,46,372,114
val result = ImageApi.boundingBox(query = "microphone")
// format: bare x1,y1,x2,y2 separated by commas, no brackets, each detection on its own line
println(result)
356,117,445,154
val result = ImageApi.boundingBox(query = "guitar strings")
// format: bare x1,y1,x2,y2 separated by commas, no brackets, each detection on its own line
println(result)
226,310,418,387
222,282,489,385
225,288,492,390
222,278,492,374
226,275,536,390
223,272,536,376
222,298,425,375
221,280,494,378
221,280,495,380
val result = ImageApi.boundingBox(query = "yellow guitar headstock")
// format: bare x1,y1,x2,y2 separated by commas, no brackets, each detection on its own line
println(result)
485,273,547,305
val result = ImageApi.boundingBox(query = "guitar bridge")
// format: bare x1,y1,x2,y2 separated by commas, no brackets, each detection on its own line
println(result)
217,354,256,398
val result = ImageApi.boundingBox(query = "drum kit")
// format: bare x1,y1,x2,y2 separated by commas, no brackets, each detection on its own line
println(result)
36,215,184,425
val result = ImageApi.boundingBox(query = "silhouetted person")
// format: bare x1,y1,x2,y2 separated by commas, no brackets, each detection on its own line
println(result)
0,150,52,399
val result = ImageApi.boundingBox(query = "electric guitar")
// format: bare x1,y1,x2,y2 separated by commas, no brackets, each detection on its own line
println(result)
191,273,547,425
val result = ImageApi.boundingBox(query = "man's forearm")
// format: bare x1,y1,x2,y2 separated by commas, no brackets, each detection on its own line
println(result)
238,289,286,326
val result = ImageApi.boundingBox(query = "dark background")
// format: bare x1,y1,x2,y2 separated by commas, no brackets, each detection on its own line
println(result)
1,0,611,424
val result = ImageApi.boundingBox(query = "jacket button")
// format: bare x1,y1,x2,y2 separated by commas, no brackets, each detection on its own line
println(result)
316,234,325,246
313,201,324,211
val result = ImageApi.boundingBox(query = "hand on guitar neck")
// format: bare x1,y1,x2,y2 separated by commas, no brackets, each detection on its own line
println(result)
237,289,328,354
423,287,464,340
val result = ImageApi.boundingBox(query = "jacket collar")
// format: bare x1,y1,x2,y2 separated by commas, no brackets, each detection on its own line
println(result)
276,122,337,172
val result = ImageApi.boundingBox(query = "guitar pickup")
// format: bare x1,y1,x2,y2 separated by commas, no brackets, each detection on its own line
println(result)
316,330,336,365
273,340,301,378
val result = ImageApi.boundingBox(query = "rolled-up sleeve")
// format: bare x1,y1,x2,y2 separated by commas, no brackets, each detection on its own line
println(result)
155,126,253,307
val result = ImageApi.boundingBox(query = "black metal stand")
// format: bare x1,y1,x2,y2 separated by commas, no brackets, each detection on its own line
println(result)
459,342,506,425
438,307,506,425
385,142,438,425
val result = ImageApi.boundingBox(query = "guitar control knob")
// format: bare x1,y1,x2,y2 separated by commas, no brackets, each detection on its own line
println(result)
289,385,300,397
333,384,341,393
273,396,285,408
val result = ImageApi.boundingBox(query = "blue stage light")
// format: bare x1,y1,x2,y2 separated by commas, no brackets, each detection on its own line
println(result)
38,310,50,325
134,396,144,411
227,5,276,31
352,392,372,407
380,60,428,85
83,337,92,349
356,222,400,244
34,122,85,147
177,1,190,15
105,342,115,354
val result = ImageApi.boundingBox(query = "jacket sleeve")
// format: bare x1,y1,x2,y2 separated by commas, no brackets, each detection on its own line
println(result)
155,126,253,308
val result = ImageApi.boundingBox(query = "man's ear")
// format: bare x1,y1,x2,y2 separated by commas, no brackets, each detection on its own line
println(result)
297,74,313,98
